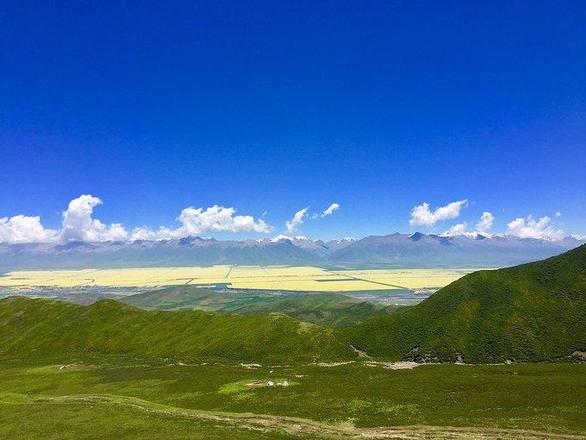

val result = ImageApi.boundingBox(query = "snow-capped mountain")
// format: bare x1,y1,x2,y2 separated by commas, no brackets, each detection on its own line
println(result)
0,233,582,270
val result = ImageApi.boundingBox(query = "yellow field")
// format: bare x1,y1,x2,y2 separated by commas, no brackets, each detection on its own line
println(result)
0,266,488,292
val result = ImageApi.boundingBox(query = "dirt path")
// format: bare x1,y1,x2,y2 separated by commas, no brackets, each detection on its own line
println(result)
33,394,585,440
349,344,371,358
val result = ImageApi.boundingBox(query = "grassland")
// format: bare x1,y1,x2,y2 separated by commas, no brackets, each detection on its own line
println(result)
0,358,584,439
0,265,482,292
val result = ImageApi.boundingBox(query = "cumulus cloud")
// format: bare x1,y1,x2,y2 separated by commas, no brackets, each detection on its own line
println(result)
61,195,129,242
130,227,158,241
286,208,308,233
506,215,564,241
475,211,494,233
409,200,467,227
321,203,340,217
0,215,58,243
443,212,495,237
443,222,467,236
0,195,271,244
151,205,271,239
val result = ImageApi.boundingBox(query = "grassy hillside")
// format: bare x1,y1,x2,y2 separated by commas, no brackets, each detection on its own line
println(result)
233,292,396,327
121,287,394,327
0,360,584,437
0,297,353,362
349,244,586,363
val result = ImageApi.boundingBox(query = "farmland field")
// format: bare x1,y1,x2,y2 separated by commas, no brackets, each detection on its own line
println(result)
0,266,485,292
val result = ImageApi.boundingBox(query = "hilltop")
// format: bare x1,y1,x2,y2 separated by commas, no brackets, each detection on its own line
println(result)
0,297,352,362
349,244,586,363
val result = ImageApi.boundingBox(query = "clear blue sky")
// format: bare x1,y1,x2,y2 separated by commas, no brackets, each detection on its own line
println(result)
1,1,585,240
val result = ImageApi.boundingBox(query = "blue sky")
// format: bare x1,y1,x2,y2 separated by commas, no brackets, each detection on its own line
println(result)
1,1,585,241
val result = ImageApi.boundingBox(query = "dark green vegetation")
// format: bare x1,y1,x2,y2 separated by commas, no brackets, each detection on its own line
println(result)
0,297,350,362
0,359,584,438
122,286,395,327
349,244,586,363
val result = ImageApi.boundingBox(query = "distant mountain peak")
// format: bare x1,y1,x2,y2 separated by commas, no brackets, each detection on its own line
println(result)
409,232,425,241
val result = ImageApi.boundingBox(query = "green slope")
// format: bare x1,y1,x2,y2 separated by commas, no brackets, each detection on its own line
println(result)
121,287,395,327
349,244,586,363
232,292,395,327
0,297,353,362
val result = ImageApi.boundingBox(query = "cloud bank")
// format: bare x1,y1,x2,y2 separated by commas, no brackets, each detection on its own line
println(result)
0,196,575,244
0,195,271,244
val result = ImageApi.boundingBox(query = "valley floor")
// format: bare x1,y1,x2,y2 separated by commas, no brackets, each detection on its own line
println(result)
0,357,584,439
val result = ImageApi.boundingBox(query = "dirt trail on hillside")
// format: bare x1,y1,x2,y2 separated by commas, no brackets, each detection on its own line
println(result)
36,394,585,440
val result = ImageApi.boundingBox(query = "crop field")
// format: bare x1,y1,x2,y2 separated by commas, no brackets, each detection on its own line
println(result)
0,266,484,292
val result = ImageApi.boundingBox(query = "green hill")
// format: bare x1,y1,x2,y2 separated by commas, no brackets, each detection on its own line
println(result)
0,297,353,362
349,244,586,363
121,287,394,327
232,292,396,327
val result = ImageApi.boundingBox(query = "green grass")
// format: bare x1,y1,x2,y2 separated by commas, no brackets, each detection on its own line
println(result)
0,358,583,437
0,297,352,363
348,244,586,363
0,400,313,440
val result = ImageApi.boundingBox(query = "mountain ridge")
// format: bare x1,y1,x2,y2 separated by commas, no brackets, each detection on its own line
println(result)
0,233,583,270
0,296,352,362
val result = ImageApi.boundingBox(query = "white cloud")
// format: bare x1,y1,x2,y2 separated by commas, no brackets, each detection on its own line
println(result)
442,212,495,237
61,195,129,242
0,215,58,244
176,206,270,236
409,200,467,226
0,195,272,244
286,208,308,233
321,203,340,217
444,222,467,236
506,215,564,241
130,227,158,241
271,234,309,242
133,205,271,240
60,197,272,242
475,212,494,233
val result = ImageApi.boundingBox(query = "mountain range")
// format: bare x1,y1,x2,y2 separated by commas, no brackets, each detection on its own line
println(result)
0,233,583,270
